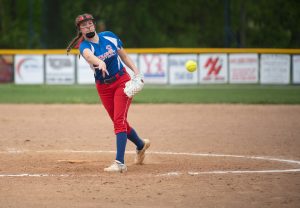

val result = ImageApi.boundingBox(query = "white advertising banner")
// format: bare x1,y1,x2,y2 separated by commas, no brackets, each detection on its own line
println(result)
123,53,138,78
293,55,300,84
229,54,258,83
169,54,198,84
14,55,44,84
139,54,168,84
46,55,75,84
199,54,228,84
260,54,290,84
77,56,95,84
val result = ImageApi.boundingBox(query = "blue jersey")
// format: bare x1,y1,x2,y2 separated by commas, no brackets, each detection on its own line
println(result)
79,31,124,80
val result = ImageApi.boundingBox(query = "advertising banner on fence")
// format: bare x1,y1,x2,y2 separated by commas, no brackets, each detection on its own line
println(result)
14,55,44,84
139,54,168,84
123,54,138,78
169,54,198,84
0,55,13,83
46,55,75,84
260,54,290,84
293,55,300,84
77,56,95,84
229,54,258,83
199,54,228,84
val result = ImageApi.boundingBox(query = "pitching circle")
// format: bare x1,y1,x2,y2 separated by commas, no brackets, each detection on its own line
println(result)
0,150,300,177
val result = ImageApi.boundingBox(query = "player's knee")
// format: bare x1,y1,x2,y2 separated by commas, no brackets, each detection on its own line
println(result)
113,121,127,134
114,126,128,134
113,115,131,134
126,126,131,135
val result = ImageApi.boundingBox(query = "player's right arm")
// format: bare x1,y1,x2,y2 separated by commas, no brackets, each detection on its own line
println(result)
82,48,109,77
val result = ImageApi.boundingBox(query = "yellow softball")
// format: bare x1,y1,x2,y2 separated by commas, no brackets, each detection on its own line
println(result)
185,60,197,72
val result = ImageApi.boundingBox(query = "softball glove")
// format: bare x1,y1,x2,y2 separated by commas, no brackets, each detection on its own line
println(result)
124,74,144,98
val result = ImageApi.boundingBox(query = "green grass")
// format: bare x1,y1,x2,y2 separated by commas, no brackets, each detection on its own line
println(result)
0,84,300,104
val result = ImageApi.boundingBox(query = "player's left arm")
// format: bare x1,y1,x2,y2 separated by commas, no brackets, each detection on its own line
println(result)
118,48,139,76
120,48,144,98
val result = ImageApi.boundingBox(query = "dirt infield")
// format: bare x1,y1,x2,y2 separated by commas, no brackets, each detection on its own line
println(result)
0,104,300,208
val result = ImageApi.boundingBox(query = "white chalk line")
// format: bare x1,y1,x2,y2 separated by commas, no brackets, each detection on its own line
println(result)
0,149,300,177
0,174,70,178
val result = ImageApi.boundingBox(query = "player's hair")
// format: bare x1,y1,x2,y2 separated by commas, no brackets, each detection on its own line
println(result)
66,31,83,54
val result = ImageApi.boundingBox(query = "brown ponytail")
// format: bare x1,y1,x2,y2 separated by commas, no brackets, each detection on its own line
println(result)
66,31,83,55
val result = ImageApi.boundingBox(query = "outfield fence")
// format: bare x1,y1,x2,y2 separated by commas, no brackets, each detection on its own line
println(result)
0,48,300,85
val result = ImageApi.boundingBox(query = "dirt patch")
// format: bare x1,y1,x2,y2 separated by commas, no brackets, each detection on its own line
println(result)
0,104,300,208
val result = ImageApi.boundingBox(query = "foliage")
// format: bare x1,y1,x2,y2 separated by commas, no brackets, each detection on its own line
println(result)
0,0,299,49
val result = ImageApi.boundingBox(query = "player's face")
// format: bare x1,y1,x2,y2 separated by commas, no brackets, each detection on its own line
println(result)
79,20,95,33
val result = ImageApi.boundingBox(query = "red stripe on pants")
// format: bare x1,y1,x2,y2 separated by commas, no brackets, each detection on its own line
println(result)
96,73,132,135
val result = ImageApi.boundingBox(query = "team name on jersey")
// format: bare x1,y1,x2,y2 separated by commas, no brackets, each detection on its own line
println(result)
98,45,116,61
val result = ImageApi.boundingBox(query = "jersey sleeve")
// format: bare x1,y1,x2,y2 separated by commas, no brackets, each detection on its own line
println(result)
79,41,92,55
101,31,123,50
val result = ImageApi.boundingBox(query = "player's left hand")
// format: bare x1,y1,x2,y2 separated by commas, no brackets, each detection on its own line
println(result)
124,74,144,98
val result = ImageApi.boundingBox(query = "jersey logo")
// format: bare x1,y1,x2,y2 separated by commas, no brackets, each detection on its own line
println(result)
98,44,116,60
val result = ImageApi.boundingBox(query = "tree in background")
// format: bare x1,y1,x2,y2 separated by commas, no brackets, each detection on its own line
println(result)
0,0,299,49
231,0,300,48
0,0,42,48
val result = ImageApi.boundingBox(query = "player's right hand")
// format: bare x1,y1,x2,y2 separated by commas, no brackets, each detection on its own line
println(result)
83,49,109,77
93,61,109,78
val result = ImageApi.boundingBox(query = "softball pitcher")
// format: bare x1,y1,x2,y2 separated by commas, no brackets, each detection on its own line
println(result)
67,14,150,173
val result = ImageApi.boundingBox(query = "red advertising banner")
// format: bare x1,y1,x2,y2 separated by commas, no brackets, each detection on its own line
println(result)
139,54,168,84
199,54,228,84
0,55,13,83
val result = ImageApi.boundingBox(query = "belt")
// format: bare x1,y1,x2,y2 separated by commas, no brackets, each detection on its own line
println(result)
96,69,125,84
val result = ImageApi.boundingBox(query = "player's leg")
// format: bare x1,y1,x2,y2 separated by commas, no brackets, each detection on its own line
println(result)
128,126,150,164
113,83,132,165
95,83,114,121
127,126,145,150
113,74,150,165
97,83,127,172
123,107,151,165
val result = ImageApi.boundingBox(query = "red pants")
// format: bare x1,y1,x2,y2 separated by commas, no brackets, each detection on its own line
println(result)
96,72,132,135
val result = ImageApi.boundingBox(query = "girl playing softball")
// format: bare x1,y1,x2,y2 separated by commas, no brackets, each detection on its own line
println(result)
67,13,150,173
